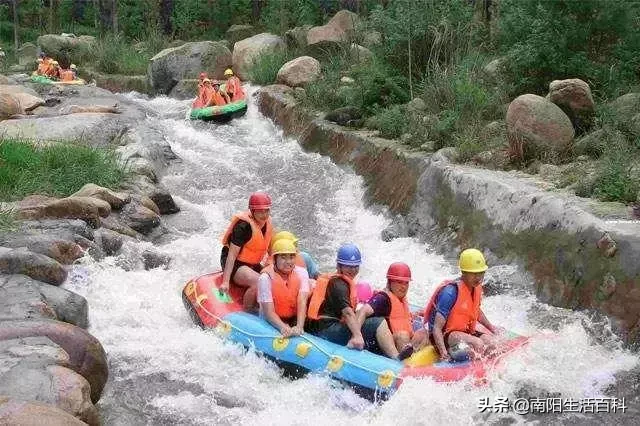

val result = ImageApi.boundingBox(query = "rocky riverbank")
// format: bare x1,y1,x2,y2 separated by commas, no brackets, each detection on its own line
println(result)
257,84,640,346
0,76,179,424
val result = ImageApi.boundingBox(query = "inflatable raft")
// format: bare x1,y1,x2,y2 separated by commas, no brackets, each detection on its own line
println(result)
189,99,248,122
182,271,529,397
30,74,86,85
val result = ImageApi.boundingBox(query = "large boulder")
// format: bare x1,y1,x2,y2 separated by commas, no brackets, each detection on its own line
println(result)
506,94,575,161
168,78,198,100
0,248,67,285
285,25,312,48
0,93,21,119
610,92,640,121
307,10,360,47
118,201,161,235
148,41,232,95
16,196,111,227
17,42,38,67
349,43,373,63
575,128,627,159
548,78,595,133
37,34,94,67
0,84,45,112
232,33,285,80
71,183,130,210
276,56,321,87
0,274,57,322
226,24,257,45
0,319,108,404
35,283,89,328
0,397,87,426
0,234,84,265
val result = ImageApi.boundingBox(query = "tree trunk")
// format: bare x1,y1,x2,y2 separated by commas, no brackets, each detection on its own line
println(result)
98,0,113,32
12,0,19,51
112,0,118,32
159,0,173,36
72,0,86,22
251,0,262,24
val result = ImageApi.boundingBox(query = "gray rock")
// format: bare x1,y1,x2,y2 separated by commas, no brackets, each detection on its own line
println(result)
325,106,362,126
349,43,373,63
609,93,640,123
575,128,626,159
0,234,84,265
226,24,257,45
0,248,67,285
0,274,57,322
37,34,94,67
148,41,232,95
71,183,130,210
407,97,427,112
17,42,38,67
285,25,312,48
119,202,161,235
93,228,124,256
276,56,321,87
361,31,382,48
35,283,88,328
0,397,87,426
0,319,109,404
168,78,198,100
142,249,172,270
307,10,359,47
548,78,595,132
99,215,140,238
232,33,285,80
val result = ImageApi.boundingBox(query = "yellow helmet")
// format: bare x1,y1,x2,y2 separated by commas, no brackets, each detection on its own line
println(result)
52,60,59,65
224,68,234,76
271,239,297,256
272,230,299,246
70,64,77,69
458,248,488,273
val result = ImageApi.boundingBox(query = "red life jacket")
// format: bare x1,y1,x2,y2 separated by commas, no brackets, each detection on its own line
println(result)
261,264,301,319
307,273,356,320
423,279,482,334
221,211,273,265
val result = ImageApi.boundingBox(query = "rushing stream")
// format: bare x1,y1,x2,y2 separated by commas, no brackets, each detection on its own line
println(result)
64,88,639,425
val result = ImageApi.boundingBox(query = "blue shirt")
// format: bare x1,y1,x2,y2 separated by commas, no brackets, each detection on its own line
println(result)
300,250,319,279
427,284,458,330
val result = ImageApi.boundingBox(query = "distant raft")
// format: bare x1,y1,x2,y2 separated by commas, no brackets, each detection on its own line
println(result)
182,271,530,398
189,99,248,123
30,74,86,85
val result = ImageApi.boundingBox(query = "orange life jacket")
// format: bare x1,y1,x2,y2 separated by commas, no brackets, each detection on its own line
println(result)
381,289,413,336
192,86,207,108
221,211,273,265
37,62,49,75
261,264,301,319
423,279,482,334
226,76,245,101
60,70,75,81
307,273,357,320
208,89,227,106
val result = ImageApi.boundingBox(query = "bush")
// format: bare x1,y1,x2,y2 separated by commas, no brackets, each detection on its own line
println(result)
364,105,408,139
499,0,640,98
591,150,640,203
247,49,294,85
0,139,127,201
93,33,154,75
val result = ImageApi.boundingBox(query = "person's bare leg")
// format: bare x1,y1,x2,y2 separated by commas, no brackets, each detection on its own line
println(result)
447,331,485,359
375,320,400,359
393,331,411,352
232,266,260,311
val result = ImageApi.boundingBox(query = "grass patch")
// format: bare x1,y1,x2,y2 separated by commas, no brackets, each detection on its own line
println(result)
93,33,159,75
247,49,295,85
0,207,18,231
0,139,127,202
364,105,407,139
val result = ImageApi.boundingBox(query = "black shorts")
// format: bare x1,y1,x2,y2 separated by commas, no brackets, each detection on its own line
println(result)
220,255,261,278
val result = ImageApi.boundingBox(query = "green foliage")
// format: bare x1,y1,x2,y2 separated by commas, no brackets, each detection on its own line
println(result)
260,0,323,35
93,33,152,75
247,49,294,85
499,0,640,98
0,139,127,202
364,105,408,139
172,0,252,40
0,208,18,232
591,150,640,203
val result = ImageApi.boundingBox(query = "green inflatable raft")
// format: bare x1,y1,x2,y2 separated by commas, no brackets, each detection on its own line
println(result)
189,99,248,122
30,74,86,85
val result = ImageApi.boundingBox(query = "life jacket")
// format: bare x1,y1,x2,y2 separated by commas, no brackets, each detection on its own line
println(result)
37,62,49,75
423,279,482,334
208,89,227,106
226,76,245,101
379,289,413,336
261,264,301,319
221,211,273,265
192,85,207,108
60,70,75,81
307,273,357,320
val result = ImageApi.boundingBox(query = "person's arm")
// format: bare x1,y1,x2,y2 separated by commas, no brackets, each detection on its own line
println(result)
355,303,374,327
478,309,500,334
342,306,364,350
432,312,450,360
293,266,310,334
221,243,241,292
222,91,230,103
